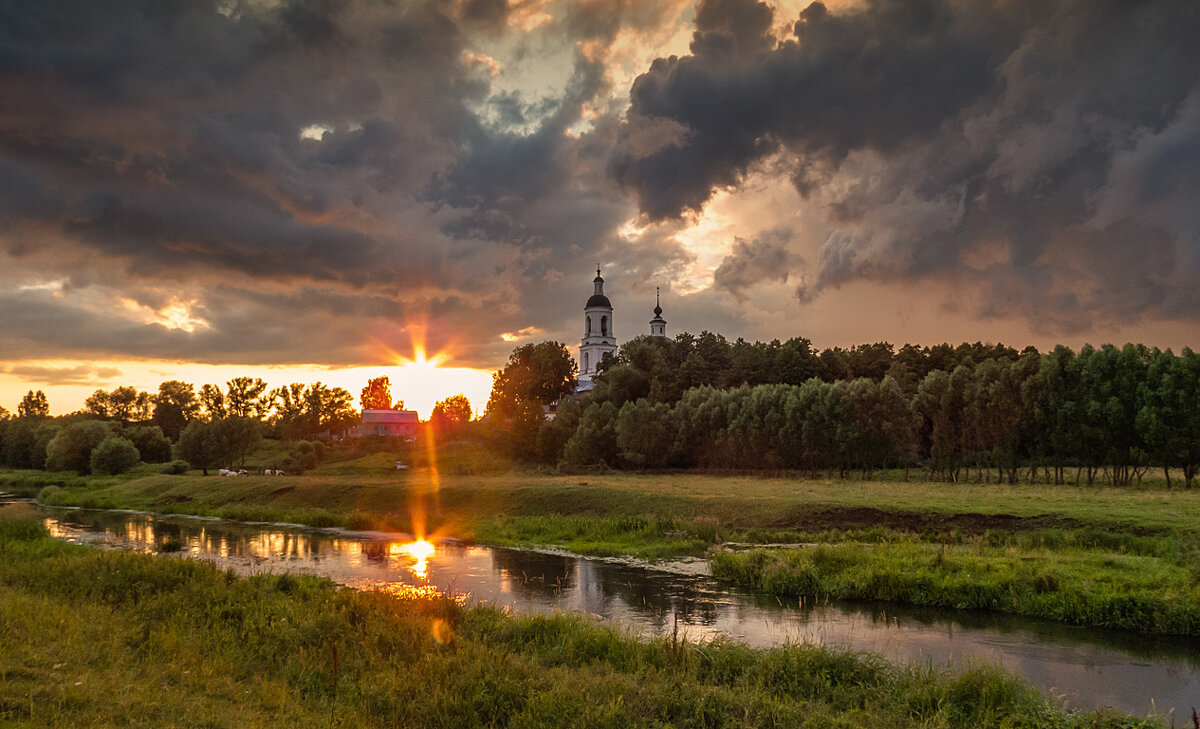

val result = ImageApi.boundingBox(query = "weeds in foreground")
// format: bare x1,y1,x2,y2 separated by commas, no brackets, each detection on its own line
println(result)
0,510,1167,728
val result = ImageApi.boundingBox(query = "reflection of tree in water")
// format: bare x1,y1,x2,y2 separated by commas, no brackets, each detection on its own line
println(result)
361,541,390,563
487,548,719,628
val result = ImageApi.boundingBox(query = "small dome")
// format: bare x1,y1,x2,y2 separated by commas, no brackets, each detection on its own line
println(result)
586,294,612,308
653,303,662,316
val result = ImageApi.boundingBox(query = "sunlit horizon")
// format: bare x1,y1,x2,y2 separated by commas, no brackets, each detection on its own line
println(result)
0,354,495,421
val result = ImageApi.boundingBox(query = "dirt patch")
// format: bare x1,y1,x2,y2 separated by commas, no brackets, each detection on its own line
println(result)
766,506,1159,535
269,486,296,497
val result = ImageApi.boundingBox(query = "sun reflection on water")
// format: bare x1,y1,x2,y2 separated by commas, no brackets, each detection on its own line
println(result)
397,539,435,578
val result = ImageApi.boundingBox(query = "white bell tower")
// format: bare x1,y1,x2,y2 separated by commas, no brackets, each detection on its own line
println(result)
578,266,617,388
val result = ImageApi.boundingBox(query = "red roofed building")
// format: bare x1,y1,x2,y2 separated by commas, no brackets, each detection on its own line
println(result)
351,409,419,439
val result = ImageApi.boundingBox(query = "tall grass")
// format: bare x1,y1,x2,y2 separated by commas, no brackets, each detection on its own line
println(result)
711,541,1200,635
0,508,1166,728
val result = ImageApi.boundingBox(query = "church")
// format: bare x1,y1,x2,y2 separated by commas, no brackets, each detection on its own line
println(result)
577,267,667,391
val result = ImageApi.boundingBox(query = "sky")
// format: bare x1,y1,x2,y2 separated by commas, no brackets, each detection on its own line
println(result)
2,0,1199,416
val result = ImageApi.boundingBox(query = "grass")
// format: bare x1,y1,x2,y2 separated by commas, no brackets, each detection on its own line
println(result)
711,540,1200,635
25,456,1200,633
0,504,1166,728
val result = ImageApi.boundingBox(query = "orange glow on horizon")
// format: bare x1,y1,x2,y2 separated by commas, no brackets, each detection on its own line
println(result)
364,323,492,418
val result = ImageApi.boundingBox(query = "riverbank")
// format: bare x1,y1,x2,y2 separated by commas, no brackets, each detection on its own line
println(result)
712,541,1200,635
0,504,1166,727
13,460,1200,634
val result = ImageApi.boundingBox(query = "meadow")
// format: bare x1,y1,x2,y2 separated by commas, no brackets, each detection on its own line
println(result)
0,504,1166,728
11,445,1200,635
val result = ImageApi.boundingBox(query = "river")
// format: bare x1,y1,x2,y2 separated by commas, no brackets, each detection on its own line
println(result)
32,503,1200,719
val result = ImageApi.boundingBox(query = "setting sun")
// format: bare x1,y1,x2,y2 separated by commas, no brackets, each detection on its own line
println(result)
373,337,494,419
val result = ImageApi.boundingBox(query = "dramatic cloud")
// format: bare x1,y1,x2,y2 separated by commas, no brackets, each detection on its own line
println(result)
612,0,1200,329
1,0,1198,400
714,227,795,298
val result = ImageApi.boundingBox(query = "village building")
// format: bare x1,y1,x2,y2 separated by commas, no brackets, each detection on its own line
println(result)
350,408,420,439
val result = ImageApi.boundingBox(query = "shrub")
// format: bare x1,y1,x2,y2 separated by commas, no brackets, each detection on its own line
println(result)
89,436,141,475
160,459,191,475
44,421,113,474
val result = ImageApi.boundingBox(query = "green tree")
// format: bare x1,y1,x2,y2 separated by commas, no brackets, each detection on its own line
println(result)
211,417,262,469
360,376,394,411
562,401,619,466
199,384,227,420
1138,349,1200,488
268,383,309,440
151,380,199,440
913,367,971,482
615,399,676,468
178,419,221,475
85,386,152,423
18,390,49,418
1,419,58,469
89,436,141,475
535,397,581,464
304,383,357,436
120,425,173,463
431,395,472,431
487,341,576,459
487,341,577,416
226,377,269,419
44,421,113,474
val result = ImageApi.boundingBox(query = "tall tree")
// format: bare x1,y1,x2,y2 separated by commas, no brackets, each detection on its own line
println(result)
268,383,309,440
1138,349,1200,488
360,376,394,410
18,390,49,418
152,380,200,440
225,377,269,419
178,419,220,475
431,395,472,430
199,384,226,420
85,386,152,423
487,341,576,459
303,383,357,436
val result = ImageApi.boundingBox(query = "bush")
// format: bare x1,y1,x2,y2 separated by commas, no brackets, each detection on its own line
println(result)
160,459,190,475
89,436,141,475
44,421,113,474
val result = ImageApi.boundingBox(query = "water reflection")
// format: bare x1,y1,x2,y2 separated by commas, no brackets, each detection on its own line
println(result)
36,505,1200,718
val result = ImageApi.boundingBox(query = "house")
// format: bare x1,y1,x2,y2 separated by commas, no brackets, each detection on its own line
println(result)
350,409,420,439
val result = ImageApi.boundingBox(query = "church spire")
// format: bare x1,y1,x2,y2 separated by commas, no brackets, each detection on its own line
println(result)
649,286,667,338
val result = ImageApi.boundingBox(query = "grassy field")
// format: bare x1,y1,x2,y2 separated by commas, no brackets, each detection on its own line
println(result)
0,504,1165,728
17,450,1200,634
712,540,1200,635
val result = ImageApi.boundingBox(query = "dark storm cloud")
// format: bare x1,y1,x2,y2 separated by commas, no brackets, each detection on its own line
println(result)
0,0,671,366
714,227,795,298
611,0,1200,328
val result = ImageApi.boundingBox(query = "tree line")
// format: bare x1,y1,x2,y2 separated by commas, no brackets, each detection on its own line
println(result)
0,375,470,476
485,337,1200,487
